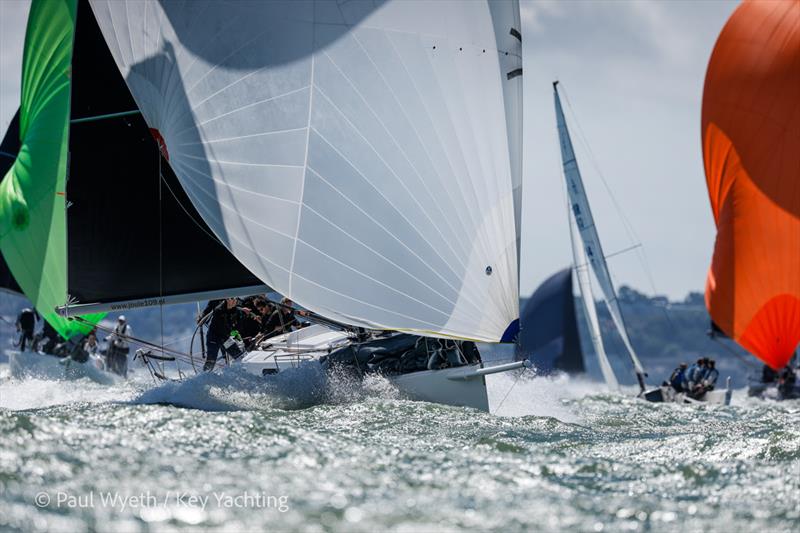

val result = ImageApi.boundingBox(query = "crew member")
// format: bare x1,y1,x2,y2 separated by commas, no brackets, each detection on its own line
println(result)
777,366,797,399
686,357,706,391
15,307,39,351
239,296,277,350
200,297,245,371
262,298,309,338
668,363,688,392
40,320,61,354
83,332,99,356
701,359,719,392
105,315,132,377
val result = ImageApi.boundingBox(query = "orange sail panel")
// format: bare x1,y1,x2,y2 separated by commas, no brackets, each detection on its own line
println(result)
702,0,800,369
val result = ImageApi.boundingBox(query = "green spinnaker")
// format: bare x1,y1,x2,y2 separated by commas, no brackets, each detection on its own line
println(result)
0,0,104,339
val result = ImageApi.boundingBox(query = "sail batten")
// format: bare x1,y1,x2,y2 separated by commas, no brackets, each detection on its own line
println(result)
88,0,521,342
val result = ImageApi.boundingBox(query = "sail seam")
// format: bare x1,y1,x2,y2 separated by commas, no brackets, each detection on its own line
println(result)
176,85,311,135
301,192,472,313
305,165,470,304
173,157,298,240
176,125,308,146
309,83,486,311
178,153,303,169
345,35,474,264
306,129,474,300
312,80,472,281
290,271,447,332
294,234,451,320
381,32,507,315
380,31,502,295
289,52,315,298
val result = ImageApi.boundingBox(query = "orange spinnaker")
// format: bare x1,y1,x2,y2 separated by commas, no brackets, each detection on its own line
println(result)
702,0,800,369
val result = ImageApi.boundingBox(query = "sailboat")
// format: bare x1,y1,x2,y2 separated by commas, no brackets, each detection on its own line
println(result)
552,82,731,405
702,0,799,401
13,0,530,410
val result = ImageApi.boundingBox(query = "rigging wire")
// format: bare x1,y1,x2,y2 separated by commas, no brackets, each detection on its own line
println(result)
159,170,223,245
159,148,167,378
495,367,530,414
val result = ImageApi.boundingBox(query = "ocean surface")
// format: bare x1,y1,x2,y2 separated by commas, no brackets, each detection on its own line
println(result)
0,361,798,532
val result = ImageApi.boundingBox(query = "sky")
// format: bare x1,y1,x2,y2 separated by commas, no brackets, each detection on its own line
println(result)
0,0,738,301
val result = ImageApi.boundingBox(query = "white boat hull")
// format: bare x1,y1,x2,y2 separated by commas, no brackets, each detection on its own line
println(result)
643,379,732,406
7,350,124,386
237,325,522,412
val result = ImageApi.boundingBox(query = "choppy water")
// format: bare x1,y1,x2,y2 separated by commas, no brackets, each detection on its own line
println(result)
0,363,798,532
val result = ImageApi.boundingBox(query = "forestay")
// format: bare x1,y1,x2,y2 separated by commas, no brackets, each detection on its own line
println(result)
554,82,645,388
89,0,521,342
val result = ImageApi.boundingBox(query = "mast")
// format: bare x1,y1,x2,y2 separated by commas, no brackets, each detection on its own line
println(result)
568,208,619,389
553,81,647,392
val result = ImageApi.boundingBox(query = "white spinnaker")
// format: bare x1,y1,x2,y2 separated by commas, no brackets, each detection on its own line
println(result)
554,83,647,382
88,0,519,342
569,215,619,389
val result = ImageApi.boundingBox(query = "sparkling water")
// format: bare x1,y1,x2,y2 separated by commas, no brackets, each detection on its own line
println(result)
0,364,797,532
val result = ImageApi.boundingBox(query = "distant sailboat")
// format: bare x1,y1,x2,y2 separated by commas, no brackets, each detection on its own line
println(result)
553,81,732,405
553,82,643,393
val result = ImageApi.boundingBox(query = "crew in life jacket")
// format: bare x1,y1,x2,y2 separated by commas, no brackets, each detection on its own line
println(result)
667,363,688,392
15,308,39,351
200,297,246,371
83,332,99,356
701,359,719,392
686,358,707,391
105,315,132,377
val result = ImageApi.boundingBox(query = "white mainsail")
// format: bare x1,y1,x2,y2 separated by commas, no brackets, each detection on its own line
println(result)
569,214,619,389
89,0,521,342
553,82,647,390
